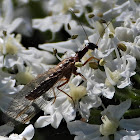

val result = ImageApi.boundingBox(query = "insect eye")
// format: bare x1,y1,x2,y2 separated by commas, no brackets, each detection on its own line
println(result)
86,43,98,50
69,58,74,62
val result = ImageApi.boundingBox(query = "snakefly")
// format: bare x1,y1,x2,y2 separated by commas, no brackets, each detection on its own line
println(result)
3,41,99,125
3,11,104,125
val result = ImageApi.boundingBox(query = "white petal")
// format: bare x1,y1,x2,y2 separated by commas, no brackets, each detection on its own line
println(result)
120,118,140,131
2,0,13,24
8,18,23,34
120,134,140,140
34,116,52,128
9,133,23,140
117,77,130,89
27,47,56,64
62,102,76,122
102,86,115,99
82,95,101,108
115,130,140,140
0,136,10,140
32,15,70,32
51,111,63,128
67,120,100,136
121,55,136,78
39,40,78,53
101,99,131,120
20,124,34,140
115,27,134,42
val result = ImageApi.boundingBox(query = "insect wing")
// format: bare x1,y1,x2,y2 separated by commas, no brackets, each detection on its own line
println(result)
4,69,57,124
4,93,37,124
25,73,59,100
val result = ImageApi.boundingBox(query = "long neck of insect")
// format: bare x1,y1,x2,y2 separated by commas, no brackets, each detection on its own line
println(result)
76,46,89,62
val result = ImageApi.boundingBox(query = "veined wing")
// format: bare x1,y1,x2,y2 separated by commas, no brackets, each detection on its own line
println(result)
4,93,38,124
17,67,58,98
25,73,59,100
4,68,60,124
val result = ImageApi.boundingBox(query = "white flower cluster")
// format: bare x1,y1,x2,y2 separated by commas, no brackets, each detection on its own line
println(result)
0,0,140,140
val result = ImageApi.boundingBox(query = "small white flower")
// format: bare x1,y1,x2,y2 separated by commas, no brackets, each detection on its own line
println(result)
87,53,136,99
91,0,125,15
0,75,22,112
0,33,56,84
117,0,140,25
39,40,77,54
34,78,101,129
42,0,91,15
39,20,95,54
0,0,28,36
67,100,140,140
0,33,24,56
103,1,130,21
105,54,136,88
0,124,34,140
123,35,140,60
32,14,71,33
20,124,34,140
0,32,57,126
100,115,119,136
115,27,134,42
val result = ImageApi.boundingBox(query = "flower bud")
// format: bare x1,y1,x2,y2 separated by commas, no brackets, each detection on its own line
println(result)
97,12,103,17
88,14,95,18
75,62,83,67
117,43,127,51
109,33,114,38
71,35,78,39
89,62,98,69
99,59,106,66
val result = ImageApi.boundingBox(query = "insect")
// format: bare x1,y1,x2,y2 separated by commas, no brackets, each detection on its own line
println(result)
3,41,99,125
4,10,110,125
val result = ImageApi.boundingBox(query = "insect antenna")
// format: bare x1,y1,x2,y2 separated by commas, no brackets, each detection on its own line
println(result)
96,19,114,45
69,9,113,46
69,8,90,43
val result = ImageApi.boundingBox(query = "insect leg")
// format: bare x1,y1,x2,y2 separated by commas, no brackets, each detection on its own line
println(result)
52,87,56,104
51,78,68,104
60,78,67,81
22,112,36,124
57,79,75,106
83,56,100,66
20,103,40,124
73,71,86,81
15,105,30,118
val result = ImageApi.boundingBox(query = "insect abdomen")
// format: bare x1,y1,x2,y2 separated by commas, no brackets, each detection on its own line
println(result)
25,76,59,100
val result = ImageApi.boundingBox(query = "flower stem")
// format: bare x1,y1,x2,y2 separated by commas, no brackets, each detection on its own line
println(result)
115,87,140,105
124,109,140,118
132,73,140,85
89,109,101,124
